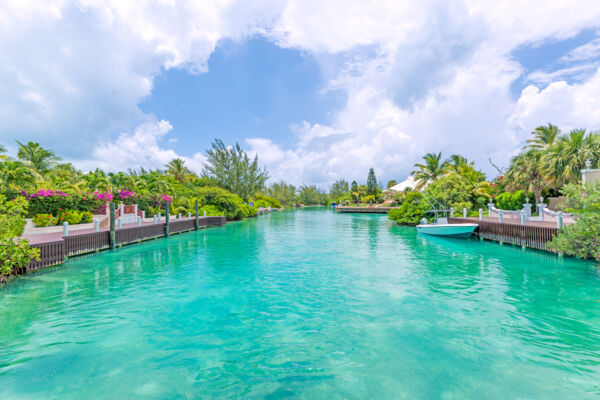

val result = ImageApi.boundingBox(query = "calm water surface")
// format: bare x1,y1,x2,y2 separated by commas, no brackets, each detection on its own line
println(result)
1,209,599,399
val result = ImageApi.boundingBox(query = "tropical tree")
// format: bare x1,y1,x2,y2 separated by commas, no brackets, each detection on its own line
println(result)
0,144,7,160
16,141,61,175
297,184,328,205
527,123,560,149
166,158,192,184
366,168,378,196
411,152,448,189
541,129,600,186
386,180,397,189
266,181,297,205
0,161,36,191
504,149,546,203
203,139,269,201
329,179,350,201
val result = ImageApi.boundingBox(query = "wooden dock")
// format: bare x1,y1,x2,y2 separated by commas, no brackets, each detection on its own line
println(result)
335,206,396,214
448,217,559,251
25,216,226,273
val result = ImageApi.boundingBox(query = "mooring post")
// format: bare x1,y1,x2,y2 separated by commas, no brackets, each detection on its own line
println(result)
94,220,99,232
188,212,191,219
165,202,170,237
177,213,181,219
195,199,199,230
479,208,483,220
63,222,69,237
109,202,116,249
557,211,563,229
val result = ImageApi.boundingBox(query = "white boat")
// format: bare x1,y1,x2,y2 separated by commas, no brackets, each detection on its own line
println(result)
416,222,478,239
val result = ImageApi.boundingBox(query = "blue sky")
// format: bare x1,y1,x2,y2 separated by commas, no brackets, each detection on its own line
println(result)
2,1,600,185
140,37,345,155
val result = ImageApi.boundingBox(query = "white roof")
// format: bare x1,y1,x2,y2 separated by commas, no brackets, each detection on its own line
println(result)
388,176,420,192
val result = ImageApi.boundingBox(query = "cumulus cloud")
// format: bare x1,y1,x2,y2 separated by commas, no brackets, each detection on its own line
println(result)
2,0,600,185
75,120,205,173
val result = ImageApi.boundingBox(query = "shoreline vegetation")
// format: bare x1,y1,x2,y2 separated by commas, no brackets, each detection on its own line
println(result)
2,123,600,281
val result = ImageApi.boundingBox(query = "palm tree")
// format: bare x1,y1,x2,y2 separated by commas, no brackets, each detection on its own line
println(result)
411,152,448,189
16,140,61,175
166,158,191,184
541,129,600,186
504,149,546,203
0,160,36,191
0,144,7,160
527,123,560,149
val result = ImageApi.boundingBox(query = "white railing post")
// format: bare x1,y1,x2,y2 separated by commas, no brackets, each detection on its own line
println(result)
488,201,494,217
479,209,483,220
118,217,122,230
188,212,191,219
203,211,207,217
537,198,546,221
463,208,467,218
520,210,526,225
137,216,142,227
450,207,454,217
177,213,181,219
134,204,138,217
498,210,503,223
63,222,69,237
142,210,145,220
158,213,161,223
557,211,563,229
153,215,158,224
94,220,99,232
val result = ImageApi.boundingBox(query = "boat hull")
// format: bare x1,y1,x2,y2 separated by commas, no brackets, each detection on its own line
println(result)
416,223,478,239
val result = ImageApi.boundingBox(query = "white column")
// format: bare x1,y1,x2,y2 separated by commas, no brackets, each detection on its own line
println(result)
450,207,454,217
488,201,494,217
118,217,122,229
94,220,99,232
478,209,483,220
537,202,547,221
153,215,158,224
188,212,191,219
158,213,161,223
463,208,467,218
520,210,526,225
203,211,207,216
557,212,563,229
142,211,145,220
134,204,138,217
498,210,503,223
137,216,142,227
63,222,69,237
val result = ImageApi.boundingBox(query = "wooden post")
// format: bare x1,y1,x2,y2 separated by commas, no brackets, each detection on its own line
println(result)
165,202,170,237
110,202,116,249
195,199,199,230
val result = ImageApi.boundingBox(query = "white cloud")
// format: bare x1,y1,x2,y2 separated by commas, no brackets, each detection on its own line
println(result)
3,0,600,185
76,120,205,173
512,68,600,135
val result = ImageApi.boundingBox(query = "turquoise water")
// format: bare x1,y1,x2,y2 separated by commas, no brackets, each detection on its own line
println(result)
1,209,599,399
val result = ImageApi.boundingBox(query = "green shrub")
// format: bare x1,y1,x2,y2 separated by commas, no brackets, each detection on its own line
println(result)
494,190,534,210
199,205,224,216
55,210,82,225
1,195,40,281
240,204,258,218
33,214,54,227
80,211,93,223
388,192,427,225
547,213,600,260
254,199,270,208
255,194,282,208
194,186,246,220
